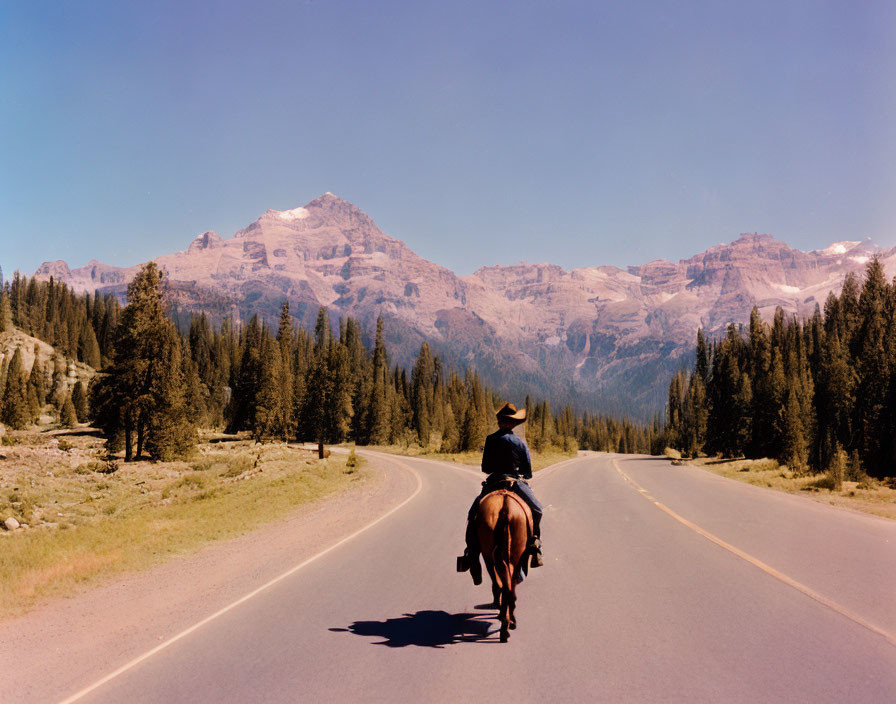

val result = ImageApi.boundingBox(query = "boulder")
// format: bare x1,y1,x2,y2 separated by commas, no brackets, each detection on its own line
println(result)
4,517,20,531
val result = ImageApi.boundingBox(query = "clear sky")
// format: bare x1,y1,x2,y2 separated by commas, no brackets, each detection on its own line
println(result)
3,1,895,277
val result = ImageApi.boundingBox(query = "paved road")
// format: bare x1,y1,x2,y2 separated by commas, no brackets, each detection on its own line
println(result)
52,453,896,702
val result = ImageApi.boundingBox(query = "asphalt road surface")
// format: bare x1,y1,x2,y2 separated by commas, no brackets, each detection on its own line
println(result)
48,453,896,702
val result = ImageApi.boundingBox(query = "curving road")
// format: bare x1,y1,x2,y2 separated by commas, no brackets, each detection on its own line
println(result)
23,453,896,702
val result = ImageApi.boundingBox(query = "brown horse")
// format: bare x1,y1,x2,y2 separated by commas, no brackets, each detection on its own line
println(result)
475,489,533,642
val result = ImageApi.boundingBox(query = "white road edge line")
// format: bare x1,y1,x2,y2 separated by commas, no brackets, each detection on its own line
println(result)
612,458,896,649
57,459,424,704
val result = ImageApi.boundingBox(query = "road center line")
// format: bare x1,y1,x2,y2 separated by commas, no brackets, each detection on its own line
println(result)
612,458,896,649
57,459,424,704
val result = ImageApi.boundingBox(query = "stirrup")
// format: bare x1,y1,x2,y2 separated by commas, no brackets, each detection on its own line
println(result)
457,553,470,572
528,537,543,568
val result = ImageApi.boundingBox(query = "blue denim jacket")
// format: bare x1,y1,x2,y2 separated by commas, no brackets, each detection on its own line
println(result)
481,428,532,480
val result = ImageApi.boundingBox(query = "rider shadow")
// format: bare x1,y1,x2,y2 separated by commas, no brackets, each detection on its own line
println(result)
330,610,495,648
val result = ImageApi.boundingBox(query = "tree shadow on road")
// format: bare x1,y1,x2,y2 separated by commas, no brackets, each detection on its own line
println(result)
330,610,495,648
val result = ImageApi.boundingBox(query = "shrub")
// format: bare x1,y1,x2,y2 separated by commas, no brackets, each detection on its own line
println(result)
828,446,847,492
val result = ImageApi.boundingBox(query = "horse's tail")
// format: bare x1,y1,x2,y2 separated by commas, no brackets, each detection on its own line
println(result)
491,500,514,591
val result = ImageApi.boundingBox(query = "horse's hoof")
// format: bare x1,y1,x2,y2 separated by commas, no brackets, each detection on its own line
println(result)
509,621,517,630
500,631,509,643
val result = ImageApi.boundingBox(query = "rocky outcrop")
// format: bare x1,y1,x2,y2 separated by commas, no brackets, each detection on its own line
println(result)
34,196,896,417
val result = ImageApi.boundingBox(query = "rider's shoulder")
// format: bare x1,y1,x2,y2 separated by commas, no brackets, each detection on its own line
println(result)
495,429,525,446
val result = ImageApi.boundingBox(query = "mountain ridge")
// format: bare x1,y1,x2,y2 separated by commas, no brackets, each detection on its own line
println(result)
32,194,896,418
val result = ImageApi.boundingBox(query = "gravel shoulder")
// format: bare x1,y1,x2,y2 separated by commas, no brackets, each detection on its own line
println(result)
0,452,417,704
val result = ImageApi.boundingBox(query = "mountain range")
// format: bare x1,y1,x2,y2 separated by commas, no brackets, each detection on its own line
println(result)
34,193,896,418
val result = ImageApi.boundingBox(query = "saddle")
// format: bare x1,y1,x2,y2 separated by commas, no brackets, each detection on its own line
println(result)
477,477,535,537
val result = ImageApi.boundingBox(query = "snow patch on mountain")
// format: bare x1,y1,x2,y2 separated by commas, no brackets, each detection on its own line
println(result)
821,241,860,256
277,207,310,221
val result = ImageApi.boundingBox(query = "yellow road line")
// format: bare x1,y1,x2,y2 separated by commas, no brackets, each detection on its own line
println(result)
57,459,425,704
612,458,896,649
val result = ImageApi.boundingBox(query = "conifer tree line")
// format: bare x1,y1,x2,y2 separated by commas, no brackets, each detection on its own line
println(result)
0,273,108,430
1,264,658,459
0,272,119,368
665,258,896,479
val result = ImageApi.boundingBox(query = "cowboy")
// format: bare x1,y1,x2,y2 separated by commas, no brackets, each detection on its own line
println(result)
457,402,544,583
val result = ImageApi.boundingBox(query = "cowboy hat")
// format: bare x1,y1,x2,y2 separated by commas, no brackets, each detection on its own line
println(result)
496,402,527,424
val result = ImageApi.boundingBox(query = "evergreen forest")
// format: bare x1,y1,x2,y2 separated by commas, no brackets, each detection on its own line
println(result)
666,258,896,479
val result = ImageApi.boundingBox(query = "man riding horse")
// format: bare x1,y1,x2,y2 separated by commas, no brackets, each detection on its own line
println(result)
457,402,544,584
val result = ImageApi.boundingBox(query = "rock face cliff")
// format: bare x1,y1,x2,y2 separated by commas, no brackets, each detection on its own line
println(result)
34,195,895,418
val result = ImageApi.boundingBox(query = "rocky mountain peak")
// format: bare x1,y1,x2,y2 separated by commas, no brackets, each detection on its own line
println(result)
34,260,72,279
187,230,223,252
304,192,374,228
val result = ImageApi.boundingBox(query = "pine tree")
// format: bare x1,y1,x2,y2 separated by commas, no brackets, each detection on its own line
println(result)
349,346,373,445
706,325,752,457
301,308,335,456
666,370,685,451
181,345,207,427
695,328,709,384
747,308,774,458
327,336,354,443
253,334,284,441
0,288,11,333
275,301,296,439
0,356,8,398
78,321,102,369
72,380,89,423
1,349,31,430
28,347,46,407
683,373,707,457
226,316,264,433
461,398,486,451
60,393,78,428
411,343,435,446
369,317,391,444
782,386,807,471
460,372,488,451
91,262,196,460
853,258,891,476
767,346,788,458
440,402,461,452
144,325,196,460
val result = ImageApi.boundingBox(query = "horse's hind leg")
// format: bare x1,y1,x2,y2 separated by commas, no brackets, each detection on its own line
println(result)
491,580,501,609
508,588,517,630
499,586,515,642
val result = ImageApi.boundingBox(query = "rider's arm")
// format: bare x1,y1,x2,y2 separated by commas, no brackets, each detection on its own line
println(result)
480,433,493,475
519,438,532,479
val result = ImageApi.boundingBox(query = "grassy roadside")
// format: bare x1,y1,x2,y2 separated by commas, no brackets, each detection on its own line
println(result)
677,456,896,521
359,443,578,472
0,428,369,620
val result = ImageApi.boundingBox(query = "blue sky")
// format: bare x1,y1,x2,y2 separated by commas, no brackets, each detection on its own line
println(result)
3,0,895,277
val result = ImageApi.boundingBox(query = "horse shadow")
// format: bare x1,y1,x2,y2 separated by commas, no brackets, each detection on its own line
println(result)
329,610,496,648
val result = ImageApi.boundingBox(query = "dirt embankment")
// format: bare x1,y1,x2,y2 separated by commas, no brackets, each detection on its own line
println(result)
679,456,896,521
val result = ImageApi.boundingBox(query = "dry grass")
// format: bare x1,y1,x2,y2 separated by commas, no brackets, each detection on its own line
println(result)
685,456,896,520
361,442,577,472
0,428,369,619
